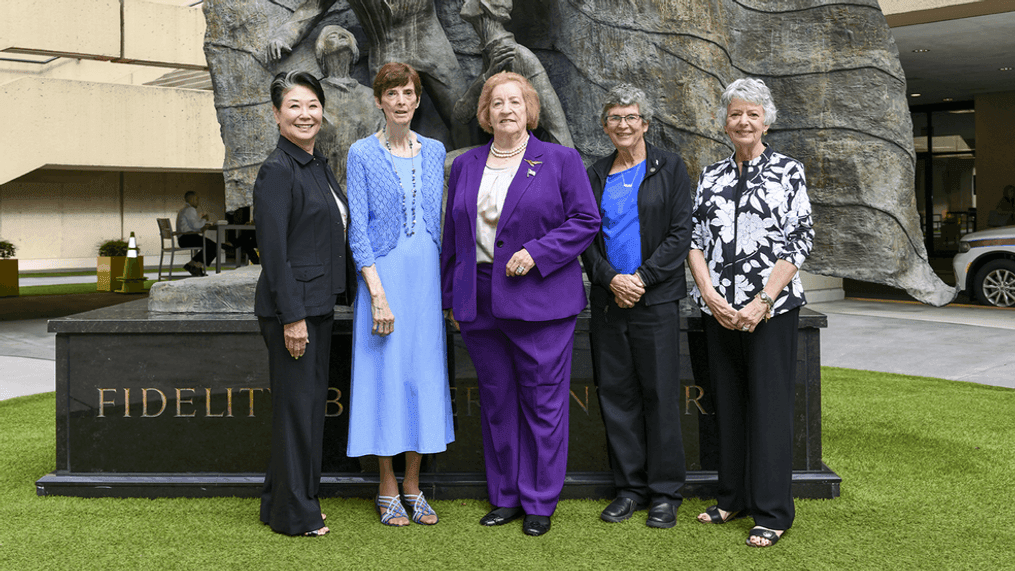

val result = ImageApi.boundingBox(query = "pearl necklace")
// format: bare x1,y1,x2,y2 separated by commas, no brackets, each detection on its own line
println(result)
490,134,529,158
384,130,417,236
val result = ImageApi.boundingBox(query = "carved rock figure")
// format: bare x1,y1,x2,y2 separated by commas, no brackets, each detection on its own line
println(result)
453,0,574,148
313,25,384,191
266,0,471,147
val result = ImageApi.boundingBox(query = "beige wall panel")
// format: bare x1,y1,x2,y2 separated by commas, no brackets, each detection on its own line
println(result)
1,0,120,58
1,170,226,267
879,0,980,15
975,91,1015,230
0,172,120,261
123,1,207,69
0,77,223,186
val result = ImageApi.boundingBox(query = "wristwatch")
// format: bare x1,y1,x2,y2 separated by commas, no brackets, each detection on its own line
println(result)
757,290,775,310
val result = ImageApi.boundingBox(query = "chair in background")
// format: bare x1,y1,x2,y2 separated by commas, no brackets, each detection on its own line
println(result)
157,218,205,280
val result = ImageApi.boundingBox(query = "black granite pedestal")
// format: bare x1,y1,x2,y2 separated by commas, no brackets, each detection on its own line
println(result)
37,299,839,499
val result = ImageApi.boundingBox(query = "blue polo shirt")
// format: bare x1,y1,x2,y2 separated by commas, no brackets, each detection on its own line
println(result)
601,161,645,274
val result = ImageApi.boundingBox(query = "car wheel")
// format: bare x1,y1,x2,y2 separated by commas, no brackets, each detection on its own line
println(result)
973,259,1015,307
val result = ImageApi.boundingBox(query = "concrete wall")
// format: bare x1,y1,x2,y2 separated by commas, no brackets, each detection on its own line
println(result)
0,0,206,69
975,91,1015,229
0,170,225,270
0,77,224,185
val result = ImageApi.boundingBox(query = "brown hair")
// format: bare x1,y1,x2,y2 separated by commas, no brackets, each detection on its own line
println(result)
372,62,422,101
476,71,540,134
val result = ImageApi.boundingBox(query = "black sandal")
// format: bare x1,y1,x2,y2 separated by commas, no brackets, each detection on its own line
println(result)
699,505,747,524
302,527,329,537
746,526,782,547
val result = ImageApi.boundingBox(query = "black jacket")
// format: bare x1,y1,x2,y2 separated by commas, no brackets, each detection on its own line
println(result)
254,136,349,323
582,142,693,308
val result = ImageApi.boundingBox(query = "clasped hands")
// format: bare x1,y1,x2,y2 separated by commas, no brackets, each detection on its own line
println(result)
610,273,645,308
709,296,770,333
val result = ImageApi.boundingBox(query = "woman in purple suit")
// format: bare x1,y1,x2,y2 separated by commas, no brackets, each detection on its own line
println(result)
441,72,599,537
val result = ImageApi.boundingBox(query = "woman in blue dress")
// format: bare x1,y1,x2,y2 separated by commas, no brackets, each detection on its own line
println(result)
345,62,454,526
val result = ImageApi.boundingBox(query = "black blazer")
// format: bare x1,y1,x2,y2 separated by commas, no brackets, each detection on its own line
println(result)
254,136,348,324
582,142,693,307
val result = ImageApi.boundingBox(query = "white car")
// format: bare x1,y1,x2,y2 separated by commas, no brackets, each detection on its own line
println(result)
953,226,1015,307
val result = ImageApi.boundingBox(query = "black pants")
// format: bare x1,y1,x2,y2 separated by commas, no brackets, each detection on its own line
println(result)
177,234,217,266
258,313,333,535
703,307,800,530
590,298,686,504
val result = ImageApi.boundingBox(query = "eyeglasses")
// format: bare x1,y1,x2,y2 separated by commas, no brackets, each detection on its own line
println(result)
605,114,643,126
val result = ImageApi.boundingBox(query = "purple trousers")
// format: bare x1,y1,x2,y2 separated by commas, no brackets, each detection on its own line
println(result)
458,264,576,516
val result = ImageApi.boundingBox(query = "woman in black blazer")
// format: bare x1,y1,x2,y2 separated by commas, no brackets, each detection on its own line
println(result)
253,71,349,537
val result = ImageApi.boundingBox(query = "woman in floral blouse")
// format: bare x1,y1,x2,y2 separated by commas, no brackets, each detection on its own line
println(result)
688,78,814,548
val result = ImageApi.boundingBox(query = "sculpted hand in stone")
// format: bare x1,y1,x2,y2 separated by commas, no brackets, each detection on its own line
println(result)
266,0,471,147
453,0,574,148
314,25,384,192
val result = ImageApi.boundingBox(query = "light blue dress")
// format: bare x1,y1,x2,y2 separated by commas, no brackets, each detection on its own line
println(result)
346,145,454,458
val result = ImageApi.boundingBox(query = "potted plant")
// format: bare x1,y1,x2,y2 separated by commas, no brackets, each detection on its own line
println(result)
0,239,17,298
97,238,144,292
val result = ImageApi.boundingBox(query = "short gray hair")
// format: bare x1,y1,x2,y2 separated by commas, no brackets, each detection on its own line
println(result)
720,78,778,126
600,84,653,126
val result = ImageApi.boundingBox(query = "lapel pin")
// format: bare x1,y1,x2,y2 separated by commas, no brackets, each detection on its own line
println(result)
527,168,536,177
524,159,542,167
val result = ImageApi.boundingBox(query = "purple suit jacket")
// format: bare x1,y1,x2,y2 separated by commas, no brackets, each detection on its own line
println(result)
441,135,601,322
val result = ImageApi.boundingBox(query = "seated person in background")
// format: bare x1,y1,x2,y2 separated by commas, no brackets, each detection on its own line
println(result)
176,190,218,276
226,206,259,264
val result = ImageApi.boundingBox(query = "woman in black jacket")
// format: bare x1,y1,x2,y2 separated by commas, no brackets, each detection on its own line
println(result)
581,83,693,530
253,71,349,537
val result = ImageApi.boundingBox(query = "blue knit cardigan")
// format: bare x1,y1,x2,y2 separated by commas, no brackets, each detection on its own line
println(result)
346,133,446,270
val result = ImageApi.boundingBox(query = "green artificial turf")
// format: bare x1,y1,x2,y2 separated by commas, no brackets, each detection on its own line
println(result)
17,282,156,296
1,369,1013,570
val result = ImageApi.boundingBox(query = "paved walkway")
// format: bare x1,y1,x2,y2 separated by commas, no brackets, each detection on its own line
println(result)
1,295,1013,401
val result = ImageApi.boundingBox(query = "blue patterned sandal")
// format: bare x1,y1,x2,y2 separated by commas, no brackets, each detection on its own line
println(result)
404,492,438,525
375,494,410,527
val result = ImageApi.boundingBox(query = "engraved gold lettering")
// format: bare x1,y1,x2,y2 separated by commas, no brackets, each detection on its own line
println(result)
237,388,265,417
124,387,131,417
685,384,708,415
97,388,116,418
225,387,234,417
141,388,167,417
325,387,343,417
205,388,225,417
176,388,196,417
569,386,590,415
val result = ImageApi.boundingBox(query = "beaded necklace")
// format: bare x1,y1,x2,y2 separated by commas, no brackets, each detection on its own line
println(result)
490,134,529,159
384,130,417,236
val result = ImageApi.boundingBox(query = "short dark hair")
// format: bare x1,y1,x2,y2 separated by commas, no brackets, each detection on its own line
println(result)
372,62,422,101
184,191,197,201
270,70,326,109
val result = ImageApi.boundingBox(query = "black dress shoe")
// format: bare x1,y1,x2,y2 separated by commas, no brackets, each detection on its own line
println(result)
479,507,524,526
600,497,646,523
522,515,551,536
646,501,677,529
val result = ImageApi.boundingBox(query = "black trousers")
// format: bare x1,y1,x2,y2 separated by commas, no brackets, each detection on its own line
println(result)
590,298,686,504
177,234,217,265
258,313,333,535
703,307,800,530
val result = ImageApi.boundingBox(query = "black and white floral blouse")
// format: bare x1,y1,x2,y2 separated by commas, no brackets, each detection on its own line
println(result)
690,144,814,316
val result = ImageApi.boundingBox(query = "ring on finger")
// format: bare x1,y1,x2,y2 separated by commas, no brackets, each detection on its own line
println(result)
515,266,524,274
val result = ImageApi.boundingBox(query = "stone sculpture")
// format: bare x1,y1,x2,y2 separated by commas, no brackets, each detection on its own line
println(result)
453,0,574,148
204,0,955,305
313,25,384,191
266,0,471,148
